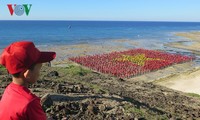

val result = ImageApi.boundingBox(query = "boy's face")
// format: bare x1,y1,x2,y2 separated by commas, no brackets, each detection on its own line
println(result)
26,63,42,84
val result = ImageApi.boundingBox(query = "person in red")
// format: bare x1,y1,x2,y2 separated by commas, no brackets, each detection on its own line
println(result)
0,41,56,120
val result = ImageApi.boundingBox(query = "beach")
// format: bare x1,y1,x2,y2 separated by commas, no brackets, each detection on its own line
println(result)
155,32,200,94
37,32,200,96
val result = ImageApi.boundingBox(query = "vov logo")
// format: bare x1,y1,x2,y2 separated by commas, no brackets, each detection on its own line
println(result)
7,4,32,16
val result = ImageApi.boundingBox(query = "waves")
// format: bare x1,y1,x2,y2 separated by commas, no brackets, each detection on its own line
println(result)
0,20,200,48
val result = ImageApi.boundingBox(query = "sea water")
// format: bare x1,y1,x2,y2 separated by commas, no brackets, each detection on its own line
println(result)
0,20,200,50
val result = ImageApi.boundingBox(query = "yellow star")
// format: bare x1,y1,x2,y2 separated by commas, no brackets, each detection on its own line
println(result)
114,54,163,66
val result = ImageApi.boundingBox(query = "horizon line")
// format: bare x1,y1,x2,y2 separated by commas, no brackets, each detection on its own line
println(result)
0,19,200,23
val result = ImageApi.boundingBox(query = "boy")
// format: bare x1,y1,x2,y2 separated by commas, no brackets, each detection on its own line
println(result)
0,41,56,120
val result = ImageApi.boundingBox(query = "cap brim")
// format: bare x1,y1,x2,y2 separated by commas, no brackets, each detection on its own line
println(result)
37,52,56,63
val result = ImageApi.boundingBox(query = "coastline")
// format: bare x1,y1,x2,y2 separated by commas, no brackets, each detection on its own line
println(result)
1,33,200,95
44,33,200,95
36,35,200,95
165,32,200,55
156,31,200,94
38,39,138,65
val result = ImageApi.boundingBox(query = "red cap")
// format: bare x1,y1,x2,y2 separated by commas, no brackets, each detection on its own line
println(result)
0,41,56,74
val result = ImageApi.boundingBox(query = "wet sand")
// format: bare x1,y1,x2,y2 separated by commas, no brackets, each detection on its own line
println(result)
166,32,200,55
39,39,138,65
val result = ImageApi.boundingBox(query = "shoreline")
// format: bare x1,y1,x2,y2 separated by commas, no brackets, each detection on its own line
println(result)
43,33,200,95
1,33,200,95
38,39,138,65
166,32,200,55
156,31,200,94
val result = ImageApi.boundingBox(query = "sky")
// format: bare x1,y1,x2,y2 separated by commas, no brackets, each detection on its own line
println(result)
0,0,200,22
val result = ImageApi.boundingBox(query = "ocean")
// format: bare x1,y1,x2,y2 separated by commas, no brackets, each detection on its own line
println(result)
0,20,200,49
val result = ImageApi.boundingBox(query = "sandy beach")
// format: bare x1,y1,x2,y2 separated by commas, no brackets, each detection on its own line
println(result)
156,32,200,94
155,67,200,94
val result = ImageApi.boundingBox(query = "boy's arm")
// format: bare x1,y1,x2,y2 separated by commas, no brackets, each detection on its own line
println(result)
25,98,47,120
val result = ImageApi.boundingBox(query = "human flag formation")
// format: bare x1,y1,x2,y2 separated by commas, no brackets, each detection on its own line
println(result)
69,49,194,78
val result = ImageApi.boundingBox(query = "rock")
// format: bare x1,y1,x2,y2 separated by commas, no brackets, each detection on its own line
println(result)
72,85,81,92
55,105,59,112
93,106,99,115
47,71,59,77
51,82,56,88
55,84,62,93
115,106,124,115
99,104,106,112
87,104,94,113
61,117,67,120
45,108,51,113
41,94,53,109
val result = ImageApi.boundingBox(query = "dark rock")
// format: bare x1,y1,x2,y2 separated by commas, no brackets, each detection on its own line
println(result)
47,71,59,77
55,84,62,93
41,94,53,110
